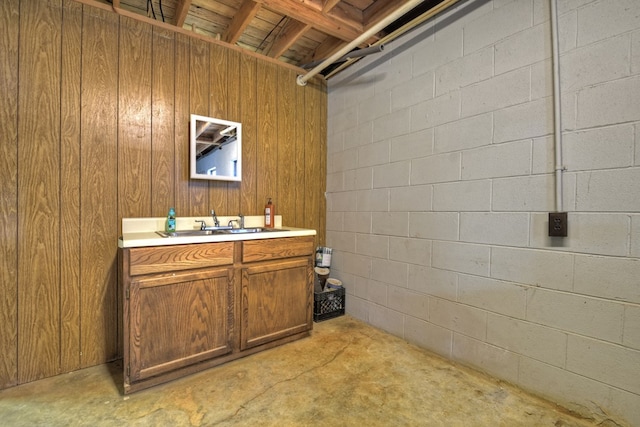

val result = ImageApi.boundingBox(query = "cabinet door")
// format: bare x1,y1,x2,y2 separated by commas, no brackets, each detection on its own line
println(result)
241,258,312,350
128,268,233,382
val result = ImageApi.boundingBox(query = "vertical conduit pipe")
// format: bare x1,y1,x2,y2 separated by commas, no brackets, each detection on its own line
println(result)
550,0,564,212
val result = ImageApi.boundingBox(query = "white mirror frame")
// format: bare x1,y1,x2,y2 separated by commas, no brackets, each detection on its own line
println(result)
190,114,242,181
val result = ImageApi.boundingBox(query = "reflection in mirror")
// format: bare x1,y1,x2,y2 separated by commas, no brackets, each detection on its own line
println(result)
190,114,242,181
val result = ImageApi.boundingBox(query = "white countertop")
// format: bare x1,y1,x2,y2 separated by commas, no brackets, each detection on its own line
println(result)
118,215,316,248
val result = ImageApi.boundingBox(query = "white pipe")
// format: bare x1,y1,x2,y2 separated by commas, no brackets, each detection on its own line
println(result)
550,0,564,212
297,0,428,86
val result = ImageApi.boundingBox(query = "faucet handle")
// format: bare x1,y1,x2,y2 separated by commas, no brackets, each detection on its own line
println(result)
195,220,206,230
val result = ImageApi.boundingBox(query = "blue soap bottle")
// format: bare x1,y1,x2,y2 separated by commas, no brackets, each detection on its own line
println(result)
165,207,176,232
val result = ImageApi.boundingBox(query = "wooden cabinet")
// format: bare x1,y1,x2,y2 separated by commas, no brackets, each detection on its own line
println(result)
121,236,314,393
240,237,314,350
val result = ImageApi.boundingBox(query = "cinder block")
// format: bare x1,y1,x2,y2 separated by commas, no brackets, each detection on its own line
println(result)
563,124,634,171
391,129,434,162
404,316,453,357
356,189,388,212
367,278,389,305
452,334,519,384
567,334,640,394
343,168,372,191
518,357,615,423
529,213,631,257
463,0,532,54
336,252,371,278
375,53,413,94
344,122,373,149
326,171,343,193
413,28,462,76
343,211,371,234
433,180,492,212
372,212,409,237
624,304,640,350
355,233,389,259
458,275,527,319
632,216,640,257
388,285,428,320
369,304,404,337
408,264,458,300
373,108,413,142
391,71,434,111
492,175,555,212
390,185,432,212
633,31,640,74
409,212,459,241
432,241,490,277
326,230,355,253
411,152,461,184
325,211,343,232
461,140,532,180
429,298,487,340
461,68,531,117
576,76,640,129
493,98,553,143
358,91,391,124
434,113,493,154
486,313,567,367
410,91,460,131
435,47,493,96
574,255,640,304
491,246,574,291
577,0,640,46
526,288,624,342
531,59,552,100
576,168,640,212
328,191,357,212
389,237,431,266
371,259,409,288
373,161,411,188
358,141,390,168
562,35,631,91
460,212,529,246
495,23,551,75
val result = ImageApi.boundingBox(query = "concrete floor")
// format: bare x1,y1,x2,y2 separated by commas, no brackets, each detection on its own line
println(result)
0,316,602,426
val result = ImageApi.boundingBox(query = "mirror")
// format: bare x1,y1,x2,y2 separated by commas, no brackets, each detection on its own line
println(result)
190,114,242,181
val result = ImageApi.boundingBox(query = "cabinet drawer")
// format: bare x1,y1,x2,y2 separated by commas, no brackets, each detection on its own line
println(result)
128,242,234,276
241,236,314,263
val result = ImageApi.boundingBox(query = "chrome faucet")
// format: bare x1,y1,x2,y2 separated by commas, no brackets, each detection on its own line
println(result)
195,220,206,230
210,209,220,227
228,214,244,229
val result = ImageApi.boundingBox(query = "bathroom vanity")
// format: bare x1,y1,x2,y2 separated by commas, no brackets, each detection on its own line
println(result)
119,217,316,394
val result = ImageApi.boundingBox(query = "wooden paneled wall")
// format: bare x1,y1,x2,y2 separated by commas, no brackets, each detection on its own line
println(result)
0,0,326,388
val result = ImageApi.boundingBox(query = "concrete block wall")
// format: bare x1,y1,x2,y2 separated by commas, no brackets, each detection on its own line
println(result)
326,0,640,424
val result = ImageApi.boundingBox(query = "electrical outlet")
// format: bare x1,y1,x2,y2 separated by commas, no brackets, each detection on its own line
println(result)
548,212,568,237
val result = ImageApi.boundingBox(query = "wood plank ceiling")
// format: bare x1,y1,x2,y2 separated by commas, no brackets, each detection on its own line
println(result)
104,0,453,77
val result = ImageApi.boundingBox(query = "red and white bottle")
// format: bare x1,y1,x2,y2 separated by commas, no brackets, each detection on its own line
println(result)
265,198,275,228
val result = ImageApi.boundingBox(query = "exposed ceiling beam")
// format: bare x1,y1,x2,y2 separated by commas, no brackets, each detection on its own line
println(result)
174,0,192,27
267,20,312,59
363,0,408,29
223,0,261,44
255,0,363,42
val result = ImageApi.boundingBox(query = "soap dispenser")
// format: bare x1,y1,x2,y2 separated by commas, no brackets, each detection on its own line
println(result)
166,207,176,232
265,198,275,228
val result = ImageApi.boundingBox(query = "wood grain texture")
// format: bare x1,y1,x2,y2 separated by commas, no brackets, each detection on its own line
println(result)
80,6,119,367
256,60,278,211
3,0,326,390
151,27,177,217
208,43,230,213
17,0,62,383
242,236,315,263
240,54,258,215
174,33,191,216
128,242,234,275
119,16,152,219
0,0,20,388
60,0,83,374
188,38,210,214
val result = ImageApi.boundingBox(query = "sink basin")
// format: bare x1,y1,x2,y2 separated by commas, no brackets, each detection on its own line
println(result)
156,228,288,237
226,227,288,234
156,230,218,238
